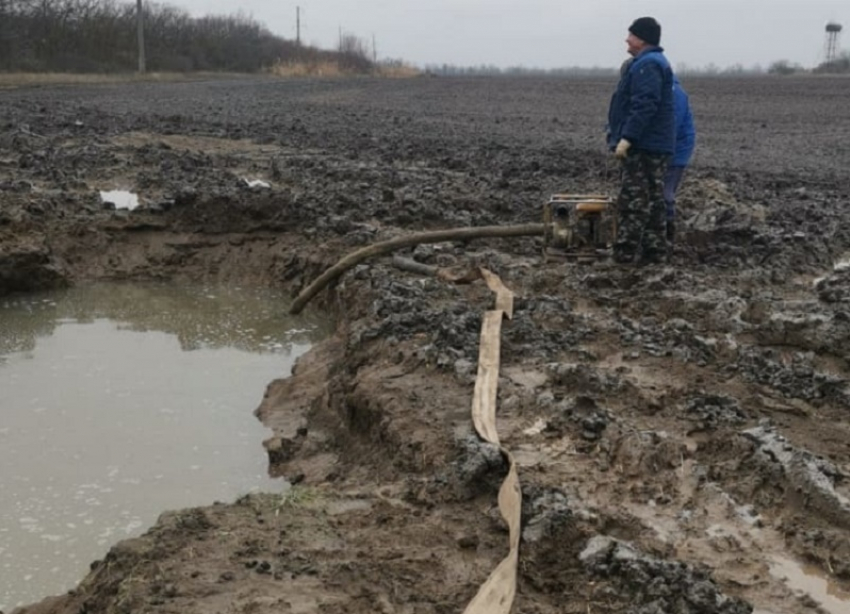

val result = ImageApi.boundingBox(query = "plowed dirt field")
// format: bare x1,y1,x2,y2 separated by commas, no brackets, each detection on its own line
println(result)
2,75,850,614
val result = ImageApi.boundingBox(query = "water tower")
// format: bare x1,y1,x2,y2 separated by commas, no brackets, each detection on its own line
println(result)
824,22,843,65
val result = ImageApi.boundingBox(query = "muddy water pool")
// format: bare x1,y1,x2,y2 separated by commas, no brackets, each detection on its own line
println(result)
770,556,850,614
0,283,329,610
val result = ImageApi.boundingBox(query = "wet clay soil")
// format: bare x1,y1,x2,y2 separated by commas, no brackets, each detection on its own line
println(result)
2,75,850,614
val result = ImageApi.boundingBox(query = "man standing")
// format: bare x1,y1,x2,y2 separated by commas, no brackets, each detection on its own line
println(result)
664,75,696,243
607,17,675,264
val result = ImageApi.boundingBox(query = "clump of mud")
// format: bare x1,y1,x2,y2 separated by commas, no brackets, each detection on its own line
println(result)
580,536,752,614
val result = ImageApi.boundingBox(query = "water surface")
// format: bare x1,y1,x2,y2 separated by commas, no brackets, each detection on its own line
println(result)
0,283,329,610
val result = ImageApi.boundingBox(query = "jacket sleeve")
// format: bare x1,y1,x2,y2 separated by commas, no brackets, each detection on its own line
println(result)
676,91,696,162
606,91,618,149
621,61,663,143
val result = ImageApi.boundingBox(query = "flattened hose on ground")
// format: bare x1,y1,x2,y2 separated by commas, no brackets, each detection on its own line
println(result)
288,223,544,315
464,269,521,614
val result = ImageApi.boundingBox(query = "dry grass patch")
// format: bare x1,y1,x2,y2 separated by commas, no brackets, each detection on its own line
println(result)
268,60,422,79
269,61,345,78
377,63,422,78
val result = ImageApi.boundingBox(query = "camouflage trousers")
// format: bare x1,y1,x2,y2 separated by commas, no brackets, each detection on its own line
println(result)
613,151,669,263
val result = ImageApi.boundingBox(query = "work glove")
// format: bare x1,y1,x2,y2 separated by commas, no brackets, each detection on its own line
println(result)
614,138,631,159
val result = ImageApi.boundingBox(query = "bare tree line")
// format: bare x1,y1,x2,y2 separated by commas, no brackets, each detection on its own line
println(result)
424,64,618,77
337,30,372,73
3,0,842,78
0,0,374,73
425,57,850,78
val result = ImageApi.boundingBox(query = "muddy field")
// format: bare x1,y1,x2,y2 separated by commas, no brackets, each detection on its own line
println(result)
2,74,850,614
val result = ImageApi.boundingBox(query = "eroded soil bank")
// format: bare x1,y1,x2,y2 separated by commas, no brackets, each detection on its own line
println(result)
2,75,850,614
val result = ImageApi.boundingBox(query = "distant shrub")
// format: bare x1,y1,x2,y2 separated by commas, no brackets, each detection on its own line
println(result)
814,52,850,74
768,60,804,75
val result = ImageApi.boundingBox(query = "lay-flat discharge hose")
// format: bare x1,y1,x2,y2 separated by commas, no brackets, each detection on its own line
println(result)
288,223,544,315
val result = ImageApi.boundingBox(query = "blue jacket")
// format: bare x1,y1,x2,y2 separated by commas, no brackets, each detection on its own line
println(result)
607,47,675,156
672,76,696,166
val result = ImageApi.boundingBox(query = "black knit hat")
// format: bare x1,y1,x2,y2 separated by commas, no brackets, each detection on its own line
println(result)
629,17,661,46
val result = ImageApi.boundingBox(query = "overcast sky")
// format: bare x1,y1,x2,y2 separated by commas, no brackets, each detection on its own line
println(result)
172,0,847,70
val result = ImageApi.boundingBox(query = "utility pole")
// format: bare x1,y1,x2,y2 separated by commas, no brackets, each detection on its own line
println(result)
372,33,377,63
296,6,301,46
136,0,146,73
